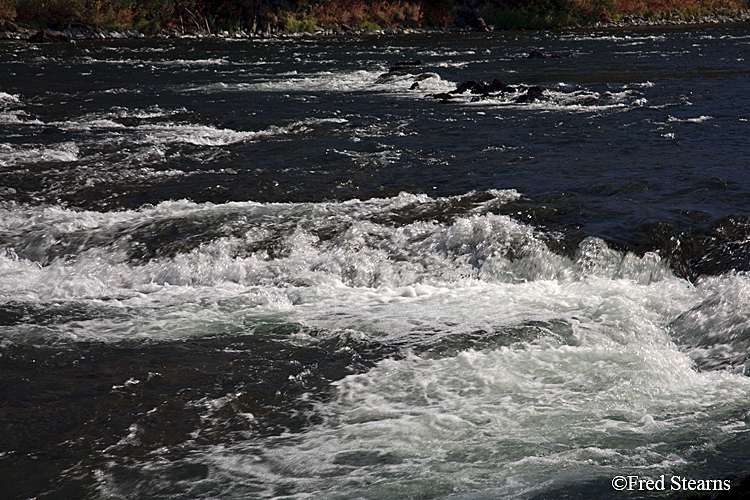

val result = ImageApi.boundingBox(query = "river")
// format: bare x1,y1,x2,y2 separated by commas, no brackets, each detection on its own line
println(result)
2,25,750,499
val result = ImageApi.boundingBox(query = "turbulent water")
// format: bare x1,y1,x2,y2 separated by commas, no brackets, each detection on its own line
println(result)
2,25,750,499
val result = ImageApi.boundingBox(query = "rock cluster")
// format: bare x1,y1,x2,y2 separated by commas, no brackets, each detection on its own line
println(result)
29,28,71,43
0,23,147,42
428,77,547,104
374,57,554,104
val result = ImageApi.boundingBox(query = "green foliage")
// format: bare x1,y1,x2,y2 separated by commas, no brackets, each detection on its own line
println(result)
482,0,584,29
285,14,317,33
0,0,17,19
585,0,621,22
134,16,162,33
360,19,383,30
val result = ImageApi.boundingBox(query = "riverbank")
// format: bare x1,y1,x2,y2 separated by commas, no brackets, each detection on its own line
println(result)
1,0,750,43
1,11,750,42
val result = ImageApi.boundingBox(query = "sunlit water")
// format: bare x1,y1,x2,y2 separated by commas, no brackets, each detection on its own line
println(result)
2,26,750,499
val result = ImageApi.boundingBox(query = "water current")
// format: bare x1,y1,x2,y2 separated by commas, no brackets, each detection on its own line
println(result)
2,25,750,499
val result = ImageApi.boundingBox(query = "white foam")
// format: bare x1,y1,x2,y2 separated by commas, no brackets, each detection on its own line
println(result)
0,142,79,166
629,81,655,88
199,343,750,499
59,118,127,130
0,109,40,125
198,69,385,93
0,195,745,384
670,273,750,371
0,193,692,346
332,147,402,167
110,105,177,119
51,113,348,149
186,68,454,95
138,123,256,146
562,33,667,43
8,196,748,498
156,58,230,67
0,92,43,126
79,56,230,68
667,115,714,123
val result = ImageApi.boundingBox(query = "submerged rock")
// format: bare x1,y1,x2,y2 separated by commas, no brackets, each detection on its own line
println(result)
516,86,547,103
409,73,439,90
425,75,547,104
429,92,457,102
386,59,423,74
451,78,516,95
375,59,424,83
451,80,485,94
486,78,516,93
414,73,434,82
29,29,70,43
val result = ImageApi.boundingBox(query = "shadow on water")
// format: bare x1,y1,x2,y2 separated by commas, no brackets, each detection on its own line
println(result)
0,329,395,499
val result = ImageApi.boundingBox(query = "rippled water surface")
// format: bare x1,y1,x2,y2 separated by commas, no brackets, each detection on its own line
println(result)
2,26,750,499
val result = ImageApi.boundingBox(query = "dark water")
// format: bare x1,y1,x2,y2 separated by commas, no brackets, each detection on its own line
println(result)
2,26,750,499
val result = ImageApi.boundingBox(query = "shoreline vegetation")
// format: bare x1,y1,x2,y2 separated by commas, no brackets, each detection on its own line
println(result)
0,0,749,42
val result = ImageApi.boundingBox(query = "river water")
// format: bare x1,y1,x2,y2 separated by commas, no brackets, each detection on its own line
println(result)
2,25,750,499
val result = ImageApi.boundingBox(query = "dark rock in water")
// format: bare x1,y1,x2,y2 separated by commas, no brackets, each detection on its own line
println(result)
375,59,424,84
516,86,546,103
375,73,395,84
388,59,423,73
408,73,438,90
452,78,515,95
486,78,515,93
429,75,540,103
0,19,18,32
29,29,71,43
451,80,486,94
429,93,457,102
